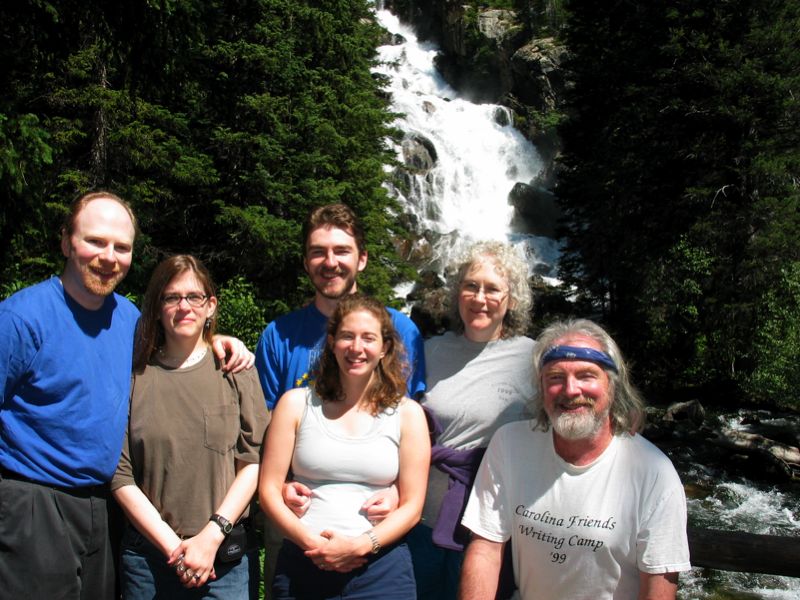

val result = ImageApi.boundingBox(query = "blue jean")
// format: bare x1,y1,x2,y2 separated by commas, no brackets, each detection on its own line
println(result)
273,538,416,600
406,523,463,600
120,525,257,600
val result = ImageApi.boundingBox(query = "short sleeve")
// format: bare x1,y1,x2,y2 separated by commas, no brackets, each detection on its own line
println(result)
390,310,427,399
232,367,270,464
637,479,692,573
461,427,512,543
255,324,282,410
111,377,137,491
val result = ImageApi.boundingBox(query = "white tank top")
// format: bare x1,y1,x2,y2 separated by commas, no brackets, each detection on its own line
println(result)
292,388,402,536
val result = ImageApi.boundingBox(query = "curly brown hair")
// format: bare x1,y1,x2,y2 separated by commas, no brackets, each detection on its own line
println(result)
314,294,408,415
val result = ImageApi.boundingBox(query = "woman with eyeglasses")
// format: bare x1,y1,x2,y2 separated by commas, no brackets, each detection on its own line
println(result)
258,294,430,600
407,240,536,600
112,255,269,599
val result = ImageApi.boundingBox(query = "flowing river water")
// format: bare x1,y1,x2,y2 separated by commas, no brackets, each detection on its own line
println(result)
373,6,800,599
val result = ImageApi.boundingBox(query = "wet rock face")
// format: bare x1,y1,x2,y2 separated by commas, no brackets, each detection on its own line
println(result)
478,9,519,41
511,38,568,111
383,0,568,236
385,2,566,110
401,134,438,174
508,181,561,238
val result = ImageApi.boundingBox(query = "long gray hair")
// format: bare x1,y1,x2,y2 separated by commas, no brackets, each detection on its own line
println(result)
447,241,533,338
530,319,646,435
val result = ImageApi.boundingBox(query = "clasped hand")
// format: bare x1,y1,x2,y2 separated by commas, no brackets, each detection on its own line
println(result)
304,530,368,573
167,525,224,588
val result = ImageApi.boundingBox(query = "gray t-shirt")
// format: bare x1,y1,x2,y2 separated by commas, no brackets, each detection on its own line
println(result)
420,332,536,524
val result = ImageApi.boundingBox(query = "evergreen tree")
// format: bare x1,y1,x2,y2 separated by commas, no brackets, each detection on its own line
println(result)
0,1,411,333
557,0,800,404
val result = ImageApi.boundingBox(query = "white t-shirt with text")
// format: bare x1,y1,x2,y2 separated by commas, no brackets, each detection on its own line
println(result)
462,421,691,599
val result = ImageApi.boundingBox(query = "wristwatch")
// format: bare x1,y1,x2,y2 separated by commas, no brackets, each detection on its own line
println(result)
365,529,381,554
210,513,233,536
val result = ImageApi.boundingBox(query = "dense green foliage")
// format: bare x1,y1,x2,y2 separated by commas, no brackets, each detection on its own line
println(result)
556,0,800,406
0,0,412,338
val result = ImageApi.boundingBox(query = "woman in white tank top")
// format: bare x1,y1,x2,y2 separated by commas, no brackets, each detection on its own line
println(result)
259,294,430,599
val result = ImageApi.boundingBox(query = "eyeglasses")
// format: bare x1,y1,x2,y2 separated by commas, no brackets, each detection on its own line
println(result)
161,293,209,307
459,281,508,303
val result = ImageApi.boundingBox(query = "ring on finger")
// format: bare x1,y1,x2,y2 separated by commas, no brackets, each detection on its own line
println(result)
193,574,201,581
176,564,186,574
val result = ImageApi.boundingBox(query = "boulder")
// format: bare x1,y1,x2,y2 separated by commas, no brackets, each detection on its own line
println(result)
511,38,568,112
493,106,513,127
664,399,707,427
508,182,561,239
401,133,438,173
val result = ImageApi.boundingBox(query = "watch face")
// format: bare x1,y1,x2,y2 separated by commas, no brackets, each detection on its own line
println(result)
212,514,233,534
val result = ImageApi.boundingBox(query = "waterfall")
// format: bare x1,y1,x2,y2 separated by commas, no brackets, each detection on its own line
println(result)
372,7,800,599
373,9,561,281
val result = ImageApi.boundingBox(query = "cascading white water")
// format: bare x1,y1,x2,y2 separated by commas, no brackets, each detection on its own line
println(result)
373,9,560,278
372,7,800,599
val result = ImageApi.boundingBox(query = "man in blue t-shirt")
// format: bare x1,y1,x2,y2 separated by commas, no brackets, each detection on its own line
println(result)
0,192,139,599
0,191,250,599
255,203,427,589
255,203,426,408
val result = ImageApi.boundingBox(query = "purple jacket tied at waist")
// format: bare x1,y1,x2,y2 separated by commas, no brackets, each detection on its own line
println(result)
424,406,486,551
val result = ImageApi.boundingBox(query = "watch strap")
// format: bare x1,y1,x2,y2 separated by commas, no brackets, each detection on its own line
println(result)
365,529,381,554
210,513,233,535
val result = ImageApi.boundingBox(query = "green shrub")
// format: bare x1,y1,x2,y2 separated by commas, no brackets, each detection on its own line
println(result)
216,277,269,350
743,262,800,408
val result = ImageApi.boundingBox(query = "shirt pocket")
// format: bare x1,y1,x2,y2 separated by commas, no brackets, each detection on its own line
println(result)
204,405,239,455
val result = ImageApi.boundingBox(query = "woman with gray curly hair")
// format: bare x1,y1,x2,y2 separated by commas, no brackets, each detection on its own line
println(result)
407,240,535,600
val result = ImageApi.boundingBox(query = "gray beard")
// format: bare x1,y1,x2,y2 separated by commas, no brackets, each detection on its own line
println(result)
551,406,608,441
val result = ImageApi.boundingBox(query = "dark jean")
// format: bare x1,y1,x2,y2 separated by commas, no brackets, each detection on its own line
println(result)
406,523,463,600
120,525,258,600
273,538,416,600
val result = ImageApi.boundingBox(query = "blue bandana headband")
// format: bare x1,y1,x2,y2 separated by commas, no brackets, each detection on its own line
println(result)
540,345,618,372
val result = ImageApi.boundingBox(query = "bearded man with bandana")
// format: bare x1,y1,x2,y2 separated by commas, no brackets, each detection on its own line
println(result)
459,319,691,600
